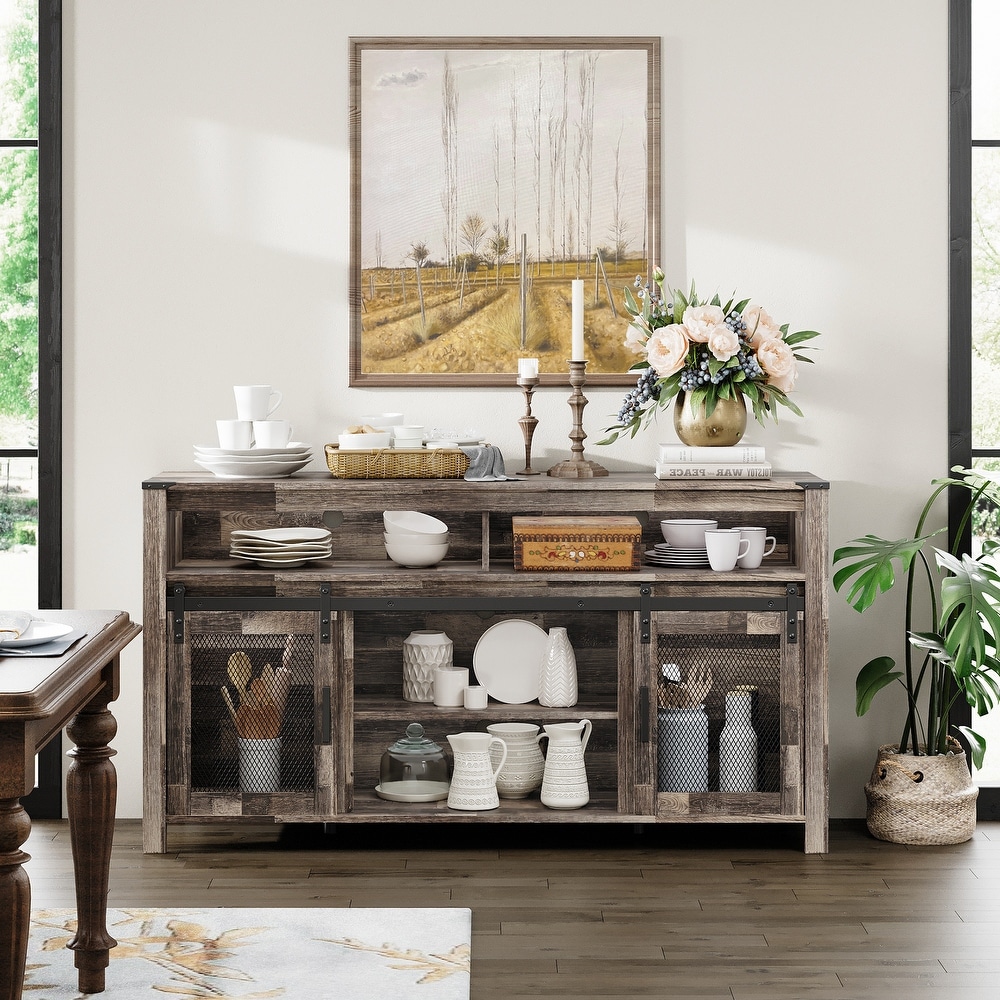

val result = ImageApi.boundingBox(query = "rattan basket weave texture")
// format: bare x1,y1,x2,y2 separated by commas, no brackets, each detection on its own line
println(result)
325,444,470,480
864,743,978,845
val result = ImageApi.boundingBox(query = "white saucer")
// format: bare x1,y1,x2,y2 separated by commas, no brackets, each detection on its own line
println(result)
375,781,450,803
0,620,74,648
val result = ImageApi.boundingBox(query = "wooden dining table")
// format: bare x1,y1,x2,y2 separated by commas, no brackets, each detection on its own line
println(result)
0,609,141,999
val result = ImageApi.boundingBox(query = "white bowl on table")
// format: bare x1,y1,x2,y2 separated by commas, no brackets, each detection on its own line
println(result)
338,432,391,450
385,538,449,567
660,518,718,548
383,510,449,537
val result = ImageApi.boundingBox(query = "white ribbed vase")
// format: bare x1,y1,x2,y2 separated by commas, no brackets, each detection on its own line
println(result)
538,627,578,708
719,688,757,793
401,630,453,703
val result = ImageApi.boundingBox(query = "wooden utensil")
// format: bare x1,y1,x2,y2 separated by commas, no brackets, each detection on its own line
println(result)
227,651,253,703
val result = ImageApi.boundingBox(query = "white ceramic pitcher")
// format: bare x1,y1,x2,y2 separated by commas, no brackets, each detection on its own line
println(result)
538,719,592,810
446,732,508,811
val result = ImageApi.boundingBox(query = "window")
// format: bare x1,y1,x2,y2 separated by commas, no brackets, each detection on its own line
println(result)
0,0,61,816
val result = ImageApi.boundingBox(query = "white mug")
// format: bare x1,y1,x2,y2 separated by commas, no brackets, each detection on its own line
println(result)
433,666,469,707
217,419,253,450
735,526,777,569
252,419,293,448
234,384,282,421
704,528,751,572
463,685,488,710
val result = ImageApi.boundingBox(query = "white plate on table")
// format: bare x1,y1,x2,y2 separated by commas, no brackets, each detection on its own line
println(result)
0,620,74,648
472,619,547,704
194,442,312,458
195,458,312,479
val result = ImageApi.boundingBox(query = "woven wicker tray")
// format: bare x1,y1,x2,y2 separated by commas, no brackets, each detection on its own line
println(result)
325,444,470,479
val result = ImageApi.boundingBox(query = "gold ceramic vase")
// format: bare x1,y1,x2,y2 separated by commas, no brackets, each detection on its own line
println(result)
673,391,748,447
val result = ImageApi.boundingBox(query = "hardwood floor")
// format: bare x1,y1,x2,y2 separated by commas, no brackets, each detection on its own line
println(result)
23,819,1000,999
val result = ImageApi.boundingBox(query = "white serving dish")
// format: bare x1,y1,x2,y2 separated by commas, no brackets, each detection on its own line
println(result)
472,619,548,704
0,619,74,648
194,442,312,459
383,510,449,536
384,539,449,567
338,432,392,450
194,457,312,479
660,518,718,548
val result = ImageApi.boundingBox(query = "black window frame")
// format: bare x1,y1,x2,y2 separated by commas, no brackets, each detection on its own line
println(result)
0,0,62,817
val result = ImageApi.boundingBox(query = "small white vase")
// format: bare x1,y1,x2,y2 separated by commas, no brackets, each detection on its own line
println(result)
538,626,578,708
402,630,453,703
719,687,757,793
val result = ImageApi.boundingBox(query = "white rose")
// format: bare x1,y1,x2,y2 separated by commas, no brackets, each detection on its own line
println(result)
742,305,782,347
707,324,740,362
624,321,648,355
756,337,797,393
646,324,690,377
682,304,726,344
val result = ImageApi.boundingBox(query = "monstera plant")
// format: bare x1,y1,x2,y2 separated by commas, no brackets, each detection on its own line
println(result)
833,467,1000,768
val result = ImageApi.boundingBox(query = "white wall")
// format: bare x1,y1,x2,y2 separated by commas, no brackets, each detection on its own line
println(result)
64,0,949,820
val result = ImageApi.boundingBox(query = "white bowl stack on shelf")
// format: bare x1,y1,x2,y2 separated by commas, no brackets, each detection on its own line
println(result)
645,518,717,568
229,526,332,568
383,510,449,568
194,442,313,479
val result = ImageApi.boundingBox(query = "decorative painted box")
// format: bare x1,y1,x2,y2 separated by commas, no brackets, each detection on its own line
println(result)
512,516,643,572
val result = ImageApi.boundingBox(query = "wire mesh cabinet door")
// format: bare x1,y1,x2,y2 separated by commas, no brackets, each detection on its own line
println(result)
166,609,340,822
648,608,804,823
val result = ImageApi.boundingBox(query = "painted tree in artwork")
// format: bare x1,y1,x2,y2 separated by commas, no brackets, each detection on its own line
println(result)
0,0,38,422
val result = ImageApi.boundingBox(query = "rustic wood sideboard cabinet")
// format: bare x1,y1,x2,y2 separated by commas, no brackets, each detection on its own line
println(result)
142,471,829,853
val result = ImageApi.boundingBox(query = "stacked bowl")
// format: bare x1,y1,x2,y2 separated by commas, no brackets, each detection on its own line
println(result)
383,510,449,567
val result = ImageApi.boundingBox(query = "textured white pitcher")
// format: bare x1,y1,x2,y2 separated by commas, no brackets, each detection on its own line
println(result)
538,719,592,809
446,732,507,811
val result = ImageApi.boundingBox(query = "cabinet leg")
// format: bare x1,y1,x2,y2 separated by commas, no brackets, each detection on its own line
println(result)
66,693,118,994
0,798,31,1000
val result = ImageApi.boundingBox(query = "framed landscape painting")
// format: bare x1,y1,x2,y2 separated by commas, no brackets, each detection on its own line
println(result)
349,36,661,387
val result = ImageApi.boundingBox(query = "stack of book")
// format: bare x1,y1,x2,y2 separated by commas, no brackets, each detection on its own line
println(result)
654,443,771,480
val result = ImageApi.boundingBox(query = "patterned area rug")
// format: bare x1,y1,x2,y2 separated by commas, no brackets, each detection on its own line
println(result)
26,907,471,999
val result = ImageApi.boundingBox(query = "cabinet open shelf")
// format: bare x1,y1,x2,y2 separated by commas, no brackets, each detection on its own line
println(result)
143,471,829,853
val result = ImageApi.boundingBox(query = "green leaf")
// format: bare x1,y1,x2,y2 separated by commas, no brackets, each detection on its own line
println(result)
783,329,821,347
856,656,902,716
936,549,1000,679
832,532,939,613
956,726,987,770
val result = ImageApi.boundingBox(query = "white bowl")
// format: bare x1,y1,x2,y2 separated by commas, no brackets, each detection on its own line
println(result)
660,518,718,548
358,412,404,427
384,531,450,545
383,510,449,536
385,539,449,567
339,432,391,450
392,436,424,449
393,425,424,437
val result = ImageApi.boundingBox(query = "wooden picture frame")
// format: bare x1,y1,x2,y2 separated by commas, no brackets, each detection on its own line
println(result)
349,36,661,387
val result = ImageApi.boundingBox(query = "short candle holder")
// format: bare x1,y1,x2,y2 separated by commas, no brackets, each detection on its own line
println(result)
516,376,541,476
547,359,609,479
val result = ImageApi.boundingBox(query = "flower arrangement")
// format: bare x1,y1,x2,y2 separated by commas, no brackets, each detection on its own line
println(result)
600,268,820,444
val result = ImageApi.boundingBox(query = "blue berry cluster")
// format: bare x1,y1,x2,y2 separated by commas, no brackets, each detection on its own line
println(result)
616,367,661,426
675,308,764,393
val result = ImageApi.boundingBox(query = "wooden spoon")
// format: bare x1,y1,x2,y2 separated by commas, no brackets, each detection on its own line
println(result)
227,651,253,705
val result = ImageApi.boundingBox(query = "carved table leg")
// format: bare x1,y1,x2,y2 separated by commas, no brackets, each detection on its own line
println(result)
65,692,118,994
0,798,31,1000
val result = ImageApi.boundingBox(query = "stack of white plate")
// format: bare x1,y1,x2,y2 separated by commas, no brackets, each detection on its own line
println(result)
644,542,710,568
194,443,313,479
229,527,332,568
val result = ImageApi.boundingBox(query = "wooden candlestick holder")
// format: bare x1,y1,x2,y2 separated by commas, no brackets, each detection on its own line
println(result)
547,359,609,478
516,376,541,475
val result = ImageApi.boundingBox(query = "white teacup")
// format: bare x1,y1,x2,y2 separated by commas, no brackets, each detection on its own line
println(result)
735,526,778,569
217,419,253,450
463,685,488,710
234,384,282,421
252,419,293,448
704,528,751,572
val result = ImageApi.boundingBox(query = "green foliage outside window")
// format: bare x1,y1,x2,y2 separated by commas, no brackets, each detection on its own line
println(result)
0,0,38,423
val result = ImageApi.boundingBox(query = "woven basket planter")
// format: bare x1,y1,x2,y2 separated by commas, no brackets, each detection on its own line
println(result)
864,743,978,845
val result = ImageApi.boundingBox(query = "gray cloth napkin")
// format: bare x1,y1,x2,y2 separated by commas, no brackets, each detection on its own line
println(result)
0,629,86,657
461,445,512,481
